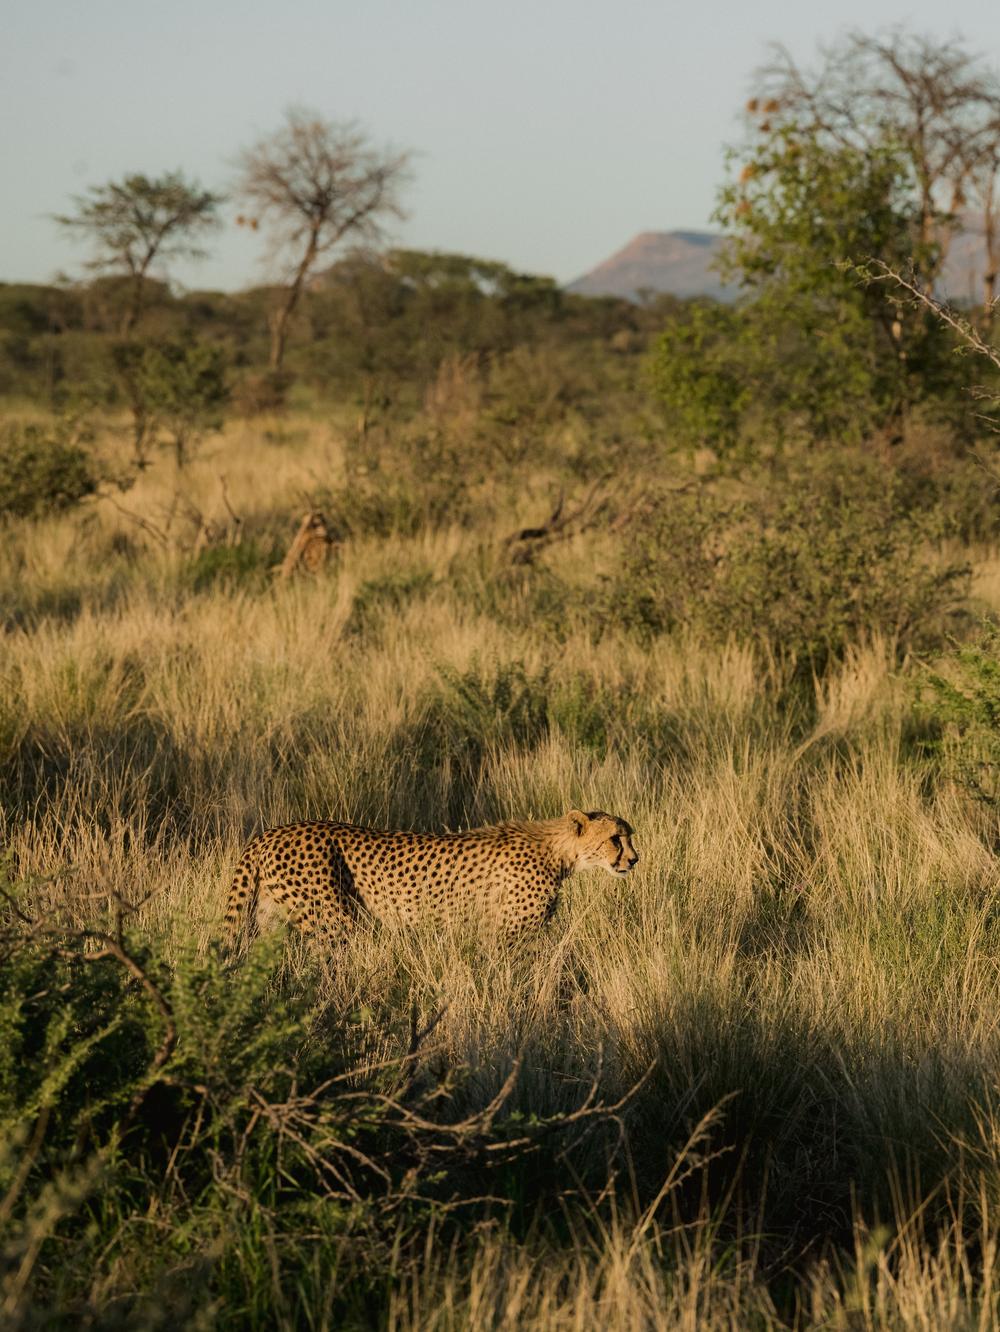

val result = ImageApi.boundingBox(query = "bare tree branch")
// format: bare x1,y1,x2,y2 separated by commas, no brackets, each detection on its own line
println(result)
751,32,1000,289
862,259,1000,370
235,110,411,369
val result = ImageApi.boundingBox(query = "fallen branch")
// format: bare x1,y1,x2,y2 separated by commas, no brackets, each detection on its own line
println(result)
503,476,612,564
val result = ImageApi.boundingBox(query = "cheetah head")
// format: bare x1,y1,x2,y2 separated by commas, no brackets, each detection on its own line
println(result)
566,809,639,876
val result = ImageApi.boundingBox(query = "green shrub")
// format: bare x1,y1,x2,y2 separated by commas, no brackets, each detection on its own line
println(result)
405,659,674,826
183,540,272,592
314,431,477,540
347,567,436,634
892,432,1000,543
336,474,464,537
0,421,97,519
0,916,625,1326
649,302,752,457
113,337,229,468
920,625,1000,804
429,659,552,750
616,457,969,673
0,932,380,1320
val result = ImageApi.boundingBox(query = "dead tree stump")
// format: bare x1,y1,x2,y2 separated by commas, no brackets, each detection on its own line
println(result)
275,511,338,578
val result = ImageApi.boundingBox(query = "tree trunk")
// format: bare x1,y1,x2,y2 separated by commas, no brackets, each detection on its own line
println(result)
268,230,320,370
984,201,998,322
267,305,290,371
120,283,141,337
121,260,152,336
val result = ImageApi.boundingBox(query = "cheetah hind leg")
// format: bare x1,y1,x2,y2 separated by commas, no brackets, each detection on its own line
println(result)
223,841,261,955
286,893,355,952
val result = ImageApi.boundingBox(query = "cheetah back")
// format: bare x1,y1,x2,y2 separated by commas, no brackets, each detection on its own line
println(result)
227,819,563,945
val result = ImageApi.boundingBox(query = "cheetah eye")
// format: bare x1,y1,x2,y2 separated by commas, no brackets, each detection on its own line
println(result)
609,835,621,850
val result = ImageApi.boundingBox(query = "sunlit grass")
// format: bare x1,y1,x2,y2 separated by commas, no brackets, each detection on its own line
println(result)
6,412,1000,1326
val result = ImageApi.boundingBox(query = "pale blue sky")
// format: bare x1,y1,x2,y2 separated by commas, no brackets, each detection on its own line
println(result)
3,0,1000,291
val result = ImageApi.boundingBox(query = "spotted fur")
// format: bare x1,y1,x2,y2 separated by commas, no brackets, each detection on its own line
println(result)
224,808,638,949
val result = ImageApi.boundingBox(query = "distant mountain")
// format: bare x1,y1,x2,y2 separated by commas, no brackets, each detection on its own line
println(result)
566,230,735,303
568,223,994,306
941,221,994,307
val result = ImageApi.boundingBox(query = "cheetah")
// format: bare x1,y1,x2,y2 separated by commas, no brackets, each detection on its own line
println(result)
224,809,639,949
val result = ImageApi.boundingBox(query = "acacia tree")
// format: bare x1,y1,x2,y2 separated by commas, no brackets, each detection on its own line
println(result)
55,172,222,333
652,32,1000,452
753,31,1000,292
712,135,943,443
235,110,410,370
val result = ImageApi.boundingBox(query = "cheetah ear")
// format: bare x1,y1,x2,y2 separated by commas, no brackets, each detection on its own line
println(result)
567,809,589,837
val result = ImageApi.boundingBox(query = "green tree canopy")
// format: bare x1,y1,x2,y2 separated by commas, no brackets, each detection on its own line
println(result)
650,32,1000,454
55,172,223,334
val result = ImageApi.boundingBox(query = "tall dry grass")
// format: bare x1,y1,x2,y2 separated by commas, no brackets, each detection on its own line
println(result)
5,413,1000,1326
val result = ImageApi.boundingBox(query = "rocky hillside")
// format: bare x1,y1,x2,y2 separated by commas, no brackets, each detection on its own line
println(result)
569,224,994,305
566,231,734,302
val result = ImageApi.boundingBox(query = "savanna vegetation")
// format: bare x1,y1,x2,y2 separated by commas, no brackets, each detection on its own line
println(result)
6,29,1000,1331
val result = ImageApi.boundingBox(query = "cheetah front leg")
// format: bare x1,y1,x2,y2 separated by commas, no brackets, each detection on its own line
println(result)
501,886,559,943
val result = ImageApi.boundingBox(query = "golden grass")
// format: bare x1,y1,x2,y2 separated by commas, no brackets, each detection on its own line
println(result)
7,414,1000,1325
